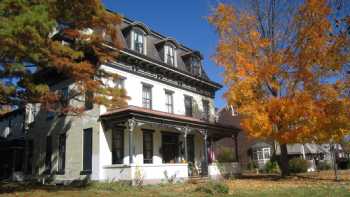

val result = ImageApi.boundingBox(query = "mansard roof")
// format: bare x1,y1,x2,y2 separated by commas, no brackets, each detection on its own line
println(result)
107,9,221,90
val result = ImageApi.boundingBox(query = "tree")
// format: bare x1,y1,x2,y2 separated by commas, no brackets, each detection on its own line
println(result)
209,0,350,176
0,0,128,114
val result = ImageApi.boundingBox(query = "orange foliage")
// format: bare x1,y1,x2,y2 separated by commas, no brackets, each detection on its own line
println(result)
209,0,350,144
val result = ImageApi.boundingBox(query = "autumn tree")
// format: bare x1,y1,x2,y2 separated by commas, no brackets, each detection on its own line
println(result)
0,0,128,114
209,0,350,176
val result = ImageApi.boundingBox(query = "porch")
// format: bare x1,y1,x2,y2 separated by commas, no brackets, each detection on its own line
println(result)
100,106,241,184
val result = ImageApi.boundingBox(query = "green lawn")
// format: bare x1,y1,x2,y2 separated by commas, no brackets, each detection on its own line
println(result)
1,170,349,197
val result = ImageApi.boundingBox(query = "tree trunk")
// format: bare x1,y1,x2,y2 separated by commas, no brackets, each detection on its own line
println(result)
279,144,290,177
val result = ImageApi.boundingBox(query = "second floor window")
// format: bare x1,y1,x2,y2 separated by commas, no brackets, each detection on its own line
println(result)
165,91,174,113
133,30,145,54
202,100,210,120
164,45,175,66
184,96,193,117
142,84,152,109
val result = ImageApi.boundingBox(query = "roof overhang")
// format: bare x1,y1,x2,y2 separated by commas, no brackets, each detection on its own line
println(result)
100,106,240,138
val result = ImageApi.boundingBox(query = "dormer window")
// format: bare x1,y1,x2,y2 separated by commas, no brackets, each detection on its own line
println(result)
164,44,176,67
191,57,201,76
131,29,146,55
182,52,203,76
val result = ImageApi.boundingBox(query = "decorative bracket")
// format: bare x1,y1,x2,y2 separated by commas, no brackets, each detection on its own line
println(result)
127,118,137,132
199,129,208,140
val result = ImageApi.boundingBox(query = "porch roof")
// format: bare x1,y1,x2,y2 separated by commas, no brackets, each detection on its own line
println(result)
100,105,240,137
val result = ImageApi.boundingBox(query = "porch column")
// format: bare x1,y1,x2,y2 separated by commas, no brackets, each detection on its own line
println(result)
127,118,137,164
233,133,239,162
200,129,208,176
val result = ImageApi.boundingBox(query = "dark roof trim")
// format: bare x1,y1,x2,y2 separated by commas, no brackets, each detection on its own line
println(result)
118,48,222,89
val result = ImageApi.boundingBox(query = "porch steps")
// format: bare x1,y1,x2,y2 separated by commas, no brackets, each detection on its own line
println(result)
188,176,209,184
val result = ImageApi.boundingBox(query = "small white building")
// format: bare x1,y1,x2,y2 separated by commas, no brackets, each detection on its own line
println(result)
0,13,240,184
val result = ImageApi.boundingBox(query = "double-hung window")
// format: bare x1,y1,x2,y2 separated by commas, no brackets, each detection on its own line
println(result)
143,130,153,164
133,30,145,54
202,100,210,121
184,96,193,117
165,90,174,113
112,128,124,164
142,84,152,109
164,45,175,66
82,128,93,174
58,133,66,174
191,57,201,76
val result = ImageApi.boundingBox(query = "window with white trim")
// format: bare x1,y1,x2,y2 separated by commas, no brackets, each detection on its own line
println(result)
132,29,146,55
165,90,174,113
142,84,152,109
164,45,176,66
252,147,271,161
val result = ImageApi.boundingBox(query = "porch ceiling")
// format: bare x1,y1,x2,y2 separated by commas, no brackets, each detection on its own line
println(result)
100,105,240,137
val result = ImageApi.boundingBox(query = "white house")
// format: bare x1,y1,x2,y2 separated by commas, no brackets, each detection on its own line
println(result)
0,12,240,184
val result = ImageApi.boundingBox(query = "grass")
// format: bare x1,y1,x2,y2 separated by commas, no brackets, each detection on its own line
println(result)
0,170,349,197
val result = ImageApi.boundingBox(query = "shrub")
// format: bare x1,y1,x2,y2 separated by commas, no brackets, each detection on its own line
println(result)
264,160,280,173
288,158,309,173
317,161,331,171
216,147,235,163
247,161,258,170
194,181,229,195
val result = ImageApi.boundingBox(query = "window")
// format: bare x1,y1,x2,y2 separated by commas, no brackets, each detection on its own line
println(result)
132,30,145,54
162,133,179,163
202,100,210,121
184,96,193,117
58,133,66,174
112,128,124,164
164,45,175,66
45,136,52,174
191,57,201,76
142,84,152,109
252,147,271,161
82,128,93,173
165,90,174,113
143,130,153,164
85,91,93,110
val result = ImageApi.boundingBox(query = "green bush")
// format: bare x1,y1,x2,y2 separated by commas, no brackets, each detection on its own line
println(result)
288,158,309,173
216,147,235,163
317,161,331,171
264,160,280,173
247,161,258,170
194,181,229,195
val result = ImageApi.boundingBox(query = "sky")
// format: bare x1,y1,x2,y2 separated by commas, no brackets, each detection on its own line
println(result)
102,0,228,109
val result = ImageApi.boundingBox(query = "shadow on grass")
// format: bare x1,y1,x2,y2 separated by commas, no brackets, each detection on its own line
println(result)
0,181,89,195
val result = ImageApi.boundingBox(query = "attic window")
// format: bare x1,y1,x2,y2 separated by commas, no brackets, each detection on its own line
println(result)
131,29,146,55
191,57,201,76
164,44,176,67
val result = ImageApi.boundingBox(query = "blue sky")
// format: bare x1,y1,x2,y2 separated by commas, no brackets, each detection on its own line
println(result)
102,0,227,109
